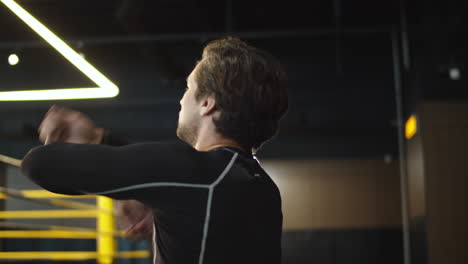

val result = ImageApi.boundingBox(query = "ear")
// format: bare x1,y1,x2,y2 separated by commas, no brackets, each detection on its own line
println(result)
199,95,217,116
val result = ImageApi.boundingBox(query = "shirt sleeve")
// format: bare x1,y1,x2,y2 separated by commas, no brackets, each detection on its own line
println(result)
100,129,130,147
20,140,224,199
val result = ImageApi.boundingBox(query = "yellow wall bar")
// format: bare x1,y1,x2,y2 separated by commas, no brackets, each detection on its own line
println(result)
0,190,95,199
97,196,115,264
0,230,97,239
0,210,98,218
0,251,150,260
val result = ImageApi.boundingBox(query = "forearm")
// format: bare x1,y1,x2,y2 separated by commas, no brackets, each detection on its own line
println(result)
21,144,82,195
21,142,123,195
20,140,199,198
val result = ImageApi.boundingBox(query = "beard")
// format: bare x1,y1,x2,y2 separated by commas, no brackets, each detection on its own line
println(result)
176,115,200,147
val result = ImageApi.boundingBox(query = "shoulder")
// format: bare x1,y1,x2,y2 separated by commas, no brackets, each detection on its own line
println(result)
119,140,239,180
122,140,228,162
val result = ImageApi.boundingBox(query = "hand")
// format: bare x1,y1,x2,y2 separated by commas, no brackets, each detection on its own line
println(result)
38,105,105,145
115,200,154,240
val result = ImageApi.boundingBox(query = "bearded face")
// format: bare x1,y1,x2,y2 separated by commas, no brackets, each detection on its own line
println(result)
176,111,200,146
176,65,202,146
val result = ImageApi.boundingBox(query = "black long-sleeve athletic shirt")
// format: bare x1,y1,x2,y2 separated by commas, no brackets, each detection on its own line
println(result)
21,135,283,264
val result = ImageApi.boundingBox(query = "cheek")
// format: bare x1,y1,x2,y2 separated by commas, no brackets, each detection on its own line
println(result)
178,97,185,115
178,105,188,122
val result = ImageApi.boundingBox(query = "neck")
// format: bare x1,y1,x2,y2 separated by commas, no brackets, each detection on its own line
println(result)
192,124,247,153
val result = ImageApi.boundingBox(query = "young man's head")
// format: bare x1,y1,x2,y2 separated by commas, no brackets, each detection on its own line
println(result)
177,37,288,153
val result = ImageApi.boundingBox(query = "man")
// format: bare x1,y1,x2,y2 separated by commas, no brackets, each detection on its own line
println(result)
21,37,288,264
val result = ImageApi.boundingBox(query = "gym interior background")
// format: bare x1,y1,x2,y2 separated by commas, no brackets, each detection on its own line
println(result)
0,0,467,263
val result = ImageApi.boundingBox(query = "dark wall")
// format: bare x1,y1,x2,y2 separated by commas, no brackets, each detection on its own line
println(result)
262,158,403,264
406,101,468,264
282,228,402,264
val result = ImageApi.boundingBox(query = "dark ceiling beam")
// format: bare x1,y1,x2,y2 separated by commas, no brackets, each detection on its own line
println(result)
225,0,233,32
0,26,393,50
113,0,212,80
114,0,185,80
0,98,177,112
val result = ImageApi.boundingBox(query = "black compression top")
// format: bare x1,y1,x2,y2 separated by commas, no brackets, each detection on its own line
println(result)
21,135,283,264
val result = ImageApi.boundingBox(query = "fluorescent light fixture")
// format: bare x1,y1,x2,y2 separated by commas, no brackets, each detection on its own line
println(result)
8,54,19,66
0,0,119,101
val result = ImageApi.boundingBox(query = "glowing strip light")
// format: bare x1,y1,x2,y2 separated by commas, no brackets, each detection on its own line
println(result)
405,115,417,140
0,0,119,101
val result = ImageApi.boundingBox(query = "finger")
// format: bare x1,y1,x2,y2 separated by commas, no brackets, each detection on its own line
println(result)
125,224,139,238
130,214,153,234
38,112,66,143
39,105,61,134
54,107,88,127
125,225,146,240
39,106,53,133
44,126,64,145
38,114,58,143
44,104,59,118
38,121,52,143
43,105,76,124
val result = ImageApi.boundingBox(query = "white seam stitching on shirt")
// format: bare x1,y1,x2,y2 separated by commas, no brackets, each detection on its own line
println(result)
210,152,238,188
198,189,214,264
81,182,209,195
80,151,238,264
152,217,157,264
198,152,238,264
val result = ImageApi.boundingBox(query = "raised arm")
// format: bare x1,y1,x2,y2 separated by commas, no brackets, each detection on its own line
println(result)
20,139,200,197
30,105,156,239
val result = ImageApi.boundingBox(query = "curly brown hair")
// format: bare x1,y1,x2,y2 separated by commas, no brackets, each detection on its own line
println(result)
194,37,288,153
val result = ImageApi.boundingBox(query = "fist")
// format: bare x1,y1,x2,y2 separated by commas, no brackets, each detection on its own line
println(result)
115,200,154,240
38,105,104,145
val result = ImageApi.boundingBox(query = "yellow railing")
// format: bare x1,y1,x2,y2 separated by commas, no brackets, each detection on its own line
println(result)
0,155,151,263
97,196,115,264
0,154,21,167
0,251,151,260
0,189,95,199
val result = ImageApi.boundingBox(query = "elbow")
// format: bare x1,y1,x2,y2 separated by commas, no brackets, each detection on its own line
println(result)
20,144,81,195
21,146,49,184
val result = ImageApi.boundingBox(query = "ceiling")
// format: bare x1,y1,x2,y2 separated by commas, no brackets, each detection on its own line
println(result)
0,0,466,159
